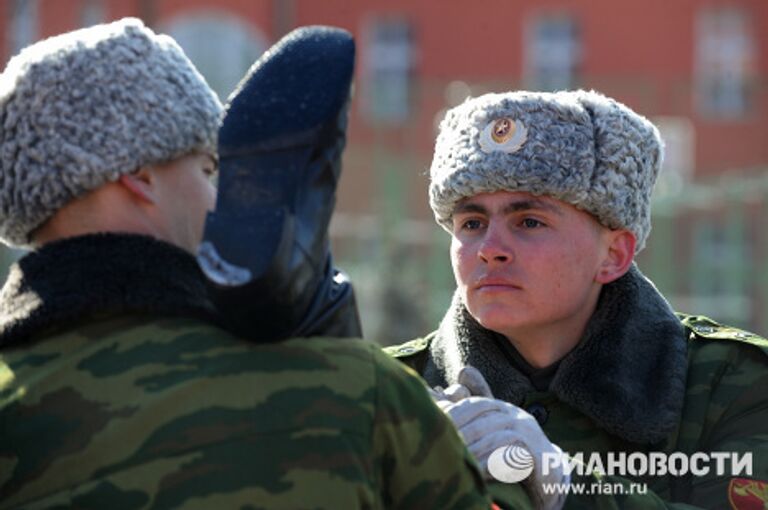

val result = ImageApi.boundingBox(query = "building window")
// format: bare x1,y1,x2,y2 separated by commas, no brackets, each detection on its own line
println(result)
163,12,268,100
81,0,105,27
695,7,756,119
652,116,695,196
8,0,38,55
362,17,415,125
524,13,580,91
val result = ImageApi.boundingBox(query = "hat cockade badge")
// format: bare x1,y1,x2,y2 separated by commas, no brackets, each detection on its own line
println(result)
479,117,528,154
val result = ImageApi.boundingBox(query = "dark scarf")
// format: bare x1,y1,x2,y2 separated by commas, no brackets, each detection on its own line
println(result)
0,233,219,347
423,265,687,445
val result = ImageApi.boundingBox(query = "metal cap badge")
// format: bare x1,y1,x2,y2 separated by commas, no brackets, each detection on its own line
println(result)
479,117,528,154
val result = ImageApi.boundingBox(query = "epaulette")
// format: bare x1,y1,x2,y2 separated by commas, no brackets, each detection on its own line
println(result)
383,335,430,358
382,333,433,373
677,312,768,355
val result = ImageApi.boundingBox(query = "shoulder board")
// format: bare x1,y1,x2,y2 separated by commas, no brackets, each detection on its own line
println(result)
677,313,768,354
383,334,432,359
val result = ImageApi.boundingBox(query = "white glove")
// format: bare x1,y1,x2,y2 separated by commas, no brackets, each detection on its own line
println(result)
432,368,569,510
428,366,494,402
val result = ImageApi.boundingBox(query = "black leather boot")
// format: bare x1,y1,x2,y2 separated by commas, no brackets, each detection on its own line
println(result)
197,26,362,342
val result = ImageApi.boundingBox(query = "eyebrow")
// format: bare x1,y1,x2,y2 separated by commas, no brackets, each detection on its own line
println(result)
453,197,564,217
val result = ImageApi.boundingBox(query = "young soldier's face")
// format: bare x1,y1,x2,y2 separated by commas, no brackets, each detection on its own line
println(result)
450,190,611,342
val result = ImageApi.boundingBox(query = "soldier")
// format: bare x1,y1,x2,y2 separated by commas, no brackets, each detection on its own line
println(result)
0,19,510,509
386,90,768,509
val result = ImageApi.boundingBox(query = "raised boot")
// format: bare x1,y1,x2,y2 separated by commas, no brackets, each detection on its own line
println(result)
197,26,361,342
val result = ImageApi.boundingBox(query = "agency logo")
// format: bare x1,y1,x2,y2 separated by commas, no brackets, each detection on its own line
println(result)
487,443,534,483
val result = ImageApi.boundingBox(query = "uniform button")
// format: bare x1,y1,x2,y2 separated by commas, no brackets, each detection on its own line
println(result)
526,403,549,425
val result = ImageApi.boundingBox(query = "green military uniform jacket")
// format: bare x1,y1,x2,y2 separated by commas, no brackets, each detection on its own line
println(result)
386,265,768,509
0,234,498,509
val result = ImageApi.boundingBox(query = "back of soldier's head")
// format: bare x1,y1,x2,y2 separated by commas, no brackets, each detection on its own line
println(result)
0,17,222,248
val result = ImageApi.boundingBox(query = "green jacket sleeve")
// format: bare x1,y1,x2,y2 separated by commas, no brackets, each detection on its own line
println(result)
373,346,534,509
371,347,534,509
564,324,768,509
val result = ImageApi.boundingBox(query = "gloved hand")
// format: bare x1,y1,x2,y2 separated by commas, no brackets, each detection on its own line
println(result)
429,365,494,402
431,367,569,510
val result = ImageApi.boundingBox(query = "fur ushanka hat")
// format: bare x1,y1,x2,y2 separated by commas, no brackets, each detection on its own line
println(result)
0,17,222,246
429,90,664,252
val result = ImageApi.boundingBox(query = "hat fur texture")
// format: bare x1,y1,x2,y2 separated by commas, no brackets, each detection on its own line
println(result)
0,17,222,247
429,90,664,252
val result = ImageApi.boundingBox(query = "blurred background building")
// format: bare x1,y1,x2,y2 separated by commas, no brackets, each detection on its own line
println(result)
1,0,767,343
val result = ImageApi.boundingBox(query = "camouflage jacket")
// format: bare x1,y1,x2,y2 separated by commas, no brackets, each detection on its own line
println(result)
386,266,768,509
0,234,498,509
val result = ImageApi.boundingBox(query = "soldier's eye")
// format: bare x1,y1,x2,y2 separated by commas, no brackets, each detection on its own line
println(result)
521,218,544,229
463,219,484,231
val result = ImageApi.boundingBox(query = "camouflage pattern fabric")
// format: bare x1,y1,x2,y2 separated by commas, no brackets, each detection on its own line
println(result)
0,316,501,509
387,314,768,509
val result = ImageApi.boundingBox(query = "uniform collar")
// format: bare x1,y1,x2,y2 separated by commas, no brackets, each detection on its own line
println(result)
0,233,218,347
426,265,688,445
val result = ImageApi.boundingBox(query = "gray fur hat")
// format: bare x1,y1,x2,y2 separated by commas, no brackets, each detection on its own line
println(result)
0,17,223,247
429,90,663,252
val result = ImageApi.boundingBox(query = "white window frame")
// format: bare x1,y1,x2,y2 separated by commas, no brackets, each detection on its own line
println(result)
361,17,415,125
524,13,580,92
695,6,755,119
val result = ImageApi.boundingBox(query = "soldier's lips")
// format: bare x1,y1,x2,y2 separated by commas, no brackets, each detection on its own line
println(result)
476,285,521,293
474,279,522,292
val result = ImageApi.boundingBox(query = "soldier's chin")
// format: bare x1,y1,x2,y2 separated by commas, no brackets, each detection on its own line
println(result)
469,305,522,336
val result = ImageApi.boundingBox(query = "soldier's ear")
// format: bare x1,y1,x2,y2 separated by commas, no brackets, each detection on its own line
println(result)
596,229,635,284
119,167,157,205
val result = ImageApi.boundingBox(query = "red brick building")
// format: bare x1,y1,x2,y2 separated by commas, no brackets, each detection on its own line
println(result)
2,0,767,338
